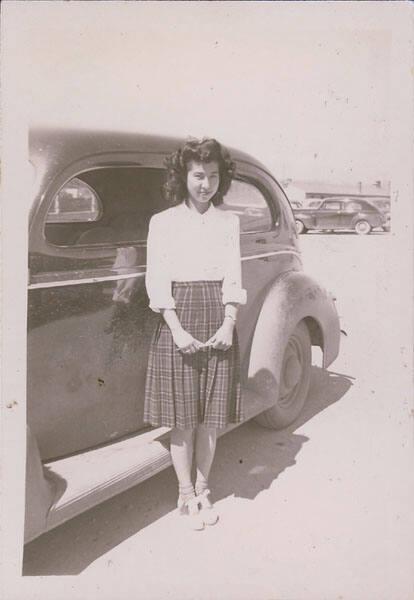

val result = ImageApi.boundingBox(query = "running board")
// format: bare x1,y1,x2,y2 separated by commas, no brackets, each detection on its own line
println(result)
45,388,272,533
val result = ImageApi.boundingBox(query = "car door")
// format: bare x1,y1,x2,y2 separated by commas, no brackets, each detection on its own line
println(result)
28,162,168,460
342,200,364,229
314,200,343,229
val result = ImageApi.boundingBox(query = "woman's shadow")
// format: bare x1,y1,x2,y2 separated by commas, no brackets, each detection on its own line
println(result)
23,366,352,576
212,366,353,501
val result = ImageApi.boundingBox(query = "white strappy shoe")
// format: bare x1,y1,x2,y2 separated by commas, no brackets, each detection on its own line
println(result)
177,495,205,531
196,489,219,526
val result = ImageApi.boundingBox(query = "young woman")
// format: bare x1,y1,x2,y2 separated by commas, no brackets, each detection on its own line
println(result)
144,138,246,530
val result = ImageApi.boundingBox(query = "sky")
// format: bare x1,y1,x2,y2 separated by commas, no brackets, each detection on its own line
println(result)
6,2,392,183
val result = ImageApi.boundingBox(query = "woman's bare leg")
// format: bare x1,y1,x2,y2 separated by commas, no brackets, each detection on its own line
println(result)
170,427,195,499
170,427,204,529
194,425,217,494
194,425,219,524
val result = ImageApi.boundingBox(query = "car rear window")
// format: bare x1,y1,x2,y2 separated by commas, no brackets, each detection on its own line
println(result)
44,167,168,246
323,201,341,210
46,178,102,224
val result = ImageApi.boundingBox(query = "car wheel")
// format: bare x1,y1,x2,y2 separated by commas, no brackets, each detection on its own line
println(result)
295,220,307,234
255,321,312,429
354,220,371,235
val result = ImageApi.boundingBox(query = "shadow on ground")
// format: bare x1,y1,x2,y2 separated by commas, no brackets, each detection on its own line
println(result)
23,366,352,576
212,366,353,502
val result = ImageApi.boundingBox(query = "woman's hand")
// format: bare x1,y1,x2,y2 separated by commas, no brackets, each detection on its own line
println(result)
171,327,205,354
205,319,235,350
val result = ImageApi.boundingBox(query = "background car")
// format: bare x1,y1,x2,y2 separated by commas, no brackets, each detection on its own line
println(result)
293,196,386,234
25,127,340,543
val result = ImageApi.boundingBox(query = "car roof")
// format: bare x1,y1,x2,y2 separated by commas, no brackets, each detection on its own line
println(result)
364,197,390,202
322,196,361,202
322,196,390,203
29,126,268,174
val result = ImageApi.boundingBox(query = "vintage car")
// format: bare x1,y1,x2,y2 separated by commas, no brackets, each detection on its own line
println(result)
25,127,340,543
293,196,387,234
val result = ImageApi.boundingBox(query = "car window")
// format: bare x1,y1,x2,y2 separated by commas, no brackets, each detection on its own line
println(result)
220,179,273,233
308,200,322,208
46,178,102,223
323,201,341,210
44,167,168,247
344,202,362,212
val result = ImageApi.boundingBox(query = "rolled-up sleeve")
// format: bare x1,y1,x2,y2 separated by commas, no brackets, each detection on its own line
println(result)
222,215,247,306
145,214,176,313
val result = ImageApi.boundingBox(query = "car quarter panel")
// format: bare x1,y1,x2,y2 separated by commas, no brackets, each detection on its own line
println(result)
246,270,340,401
350,209,383,229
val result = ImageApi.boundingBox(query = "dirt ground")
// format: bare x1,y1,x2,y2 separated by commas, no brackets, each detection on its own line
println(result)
22,231,414,600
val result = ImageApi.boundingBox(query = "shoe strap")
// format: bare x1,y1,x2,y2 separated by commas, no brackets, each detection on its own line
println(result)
186,496,201,515
196,488,211,497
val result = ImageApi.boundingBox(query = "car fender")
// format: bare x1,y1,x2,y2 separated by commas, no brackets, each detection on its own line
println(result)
293,211,314,227
24,427,56,543
246,271,340,401
351,212,382,228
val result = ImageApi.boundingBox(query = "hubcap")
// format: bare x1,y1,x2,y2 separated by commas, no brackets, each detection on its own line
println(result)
279,339,303,407
357,221,369,233
284,355,301,388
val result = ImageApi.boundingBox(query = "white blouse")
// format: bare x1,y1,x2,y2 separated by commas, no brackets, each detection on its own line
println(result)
146,202,247,313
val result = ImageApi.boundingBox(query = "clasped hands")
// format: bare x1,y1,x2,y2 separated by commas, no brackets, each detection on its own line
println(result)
172,320,234,354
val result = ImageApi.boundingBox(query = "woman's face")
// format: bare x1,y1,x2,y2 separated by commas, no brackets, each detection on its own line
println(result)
186,160,220,206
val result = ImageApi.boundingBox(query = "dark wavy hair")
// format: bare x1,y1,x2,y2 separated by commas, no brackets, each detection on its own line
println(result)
163,137,236,206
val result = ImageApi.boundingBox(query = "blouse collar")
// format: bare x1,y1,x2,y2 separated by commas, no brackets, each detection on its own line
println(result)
179,200,218,221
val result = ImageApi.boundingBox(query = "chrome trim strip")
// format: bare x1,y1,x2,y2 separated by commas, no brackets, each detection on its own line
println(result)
242,250,300,262
28,272,145,290
28,250,300,290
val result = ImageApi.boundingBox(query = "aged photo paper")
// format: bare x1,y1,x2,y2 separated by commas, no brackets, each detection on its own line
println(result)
1,2,413,599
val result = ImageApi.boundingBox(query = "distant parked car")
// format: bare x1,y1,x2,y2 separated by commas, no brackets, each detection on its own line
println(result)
293,197,387,234
25,127,340,543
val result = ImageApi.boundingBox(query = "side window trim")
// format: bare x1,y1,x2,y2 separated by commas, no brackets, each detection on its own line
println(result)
323,201,342,210
226,175,275,235
41,166,166,251
46,177,103,224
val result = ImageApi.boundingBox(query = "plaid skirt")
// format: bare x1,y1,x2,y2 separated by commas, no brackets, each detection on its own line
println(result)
144,280,243,429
